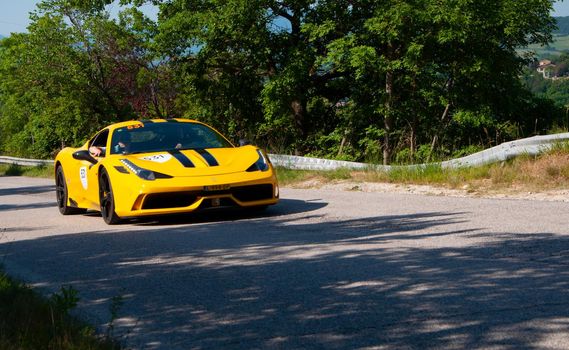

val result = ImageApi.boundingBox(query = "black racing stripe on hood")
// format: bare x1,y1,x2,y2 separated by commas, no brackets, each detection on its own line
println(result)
166,119,179,123
140,120,154,126
168,150,195,168
195,149,219,166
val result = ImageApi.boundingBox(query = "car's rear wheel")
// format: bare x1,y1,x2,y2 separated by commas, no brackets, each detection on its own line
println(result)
55,166,87,215
99,169,121,225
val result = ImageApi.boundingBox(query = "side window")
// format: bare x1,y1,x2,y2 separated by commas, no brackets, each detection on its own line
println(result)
89,129,109,157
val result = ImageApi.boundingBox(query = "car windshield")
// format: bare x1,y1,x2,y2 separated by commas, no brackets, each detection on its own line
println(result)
110,122,233,155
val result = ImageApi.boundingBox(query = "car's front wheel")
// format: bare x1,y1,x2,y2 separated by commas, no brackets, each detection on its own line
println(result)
55,166,87,215
99,168,121,225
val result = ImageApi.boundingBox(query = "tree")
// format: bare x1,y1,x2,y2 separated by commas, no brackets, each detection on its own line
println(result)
145,1,331,156
323,0,557,163
149,0,557,162
0,0,178,157
0,0,561,162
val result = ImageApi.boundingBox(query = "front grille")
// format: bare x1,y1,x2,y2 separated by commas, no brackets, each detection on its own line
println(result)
143,192,198,209
232,184,274,202
140,183,274,210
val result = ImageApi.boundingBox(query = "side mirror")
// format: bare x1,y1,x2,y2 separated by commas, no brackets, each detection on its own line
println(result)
239,139,251,146
72,150,98,165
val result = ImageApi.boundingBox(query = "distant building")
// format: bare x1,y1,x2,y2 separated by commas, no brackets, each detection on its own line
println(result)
537,59,556,79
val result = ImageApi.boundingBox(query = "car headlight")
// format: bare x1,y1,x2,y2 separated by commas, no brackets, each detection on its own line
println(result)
119,159,172,180
247,150,270,172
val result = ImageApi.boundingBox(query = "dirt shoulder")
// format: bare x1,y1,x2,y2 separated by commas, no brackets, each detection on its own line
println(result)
287,179,569,202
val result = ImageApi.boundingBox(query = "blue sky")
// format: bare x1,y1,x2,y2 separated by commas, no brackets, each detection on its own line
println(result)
554,1,569,17
0,0,158,36
1,1,569,37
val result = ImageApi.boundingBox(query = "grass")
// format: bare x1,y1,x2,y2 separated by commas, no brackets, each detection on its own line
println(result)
0,266,120,350
523,34,569,57
0,163,54,178
276,167,352,184
276,144,569,194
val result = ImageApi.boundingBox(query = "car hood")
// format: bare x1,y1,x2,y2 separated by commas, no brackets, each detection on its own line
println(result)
118,146,261,177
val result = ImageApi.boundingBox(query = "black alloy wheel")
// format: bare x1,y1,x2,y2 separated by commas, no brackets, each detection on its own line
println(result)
99,168,121,225
55,166,86,215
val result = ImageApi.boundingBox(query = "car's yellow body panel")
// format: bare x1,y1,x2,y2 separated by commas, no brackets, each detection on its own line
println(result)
55,119,278,220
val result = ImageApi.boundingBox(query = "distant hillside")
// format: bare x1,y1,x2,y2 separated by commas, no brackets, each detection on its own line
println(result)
554,17,569,35
521,18,569,58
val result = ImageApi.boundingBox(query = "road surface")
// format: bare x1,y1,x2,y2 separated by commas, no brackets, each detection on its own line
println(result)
1,176,569,349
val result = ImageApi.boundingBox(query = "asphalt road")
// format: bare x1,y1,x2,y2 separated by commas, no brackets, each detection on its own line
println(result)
1,176,569,349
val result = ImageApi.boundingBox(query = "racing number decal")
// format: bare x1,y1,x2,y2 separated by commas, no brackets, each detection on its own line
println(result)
140,154,172,163
80,166,88,190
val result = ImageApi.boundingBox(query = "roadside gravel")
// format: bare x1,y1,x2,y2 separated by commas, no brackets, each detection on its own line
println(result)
288,179,569,202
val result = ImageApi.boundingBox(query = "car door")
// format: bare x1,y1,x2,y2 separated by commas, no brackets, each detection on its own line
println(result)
77,129,110,210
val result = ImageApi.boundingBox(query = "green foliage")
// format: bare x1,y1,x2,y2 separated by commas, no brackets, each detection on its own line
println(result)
320,168,352,181
0,164,53,177
395,144,433,165
451,145,485,159
0,0,564,164
547,140,569,154
305,128,360,161
453,109,495,129
0,1,177,158
50,286,80,315
388,165,447,184
0,268,119,349
358,126,385,164
274,167,310,185
522,56,569,115
2,164,24,176
106,294,125,339
275,166,352,186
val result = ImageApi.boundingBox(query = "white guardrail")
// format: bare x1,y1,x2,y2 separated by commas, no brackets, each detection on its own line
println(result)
271,132,569,171
2,132,569,171
0,156,55,167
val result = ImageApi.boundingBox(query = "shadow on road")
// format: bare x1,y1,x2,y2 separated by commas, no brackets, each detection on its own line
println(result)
71,198,327,226
0,185,55,197
0,202,57,212
130,198,329,226
2,209,569,349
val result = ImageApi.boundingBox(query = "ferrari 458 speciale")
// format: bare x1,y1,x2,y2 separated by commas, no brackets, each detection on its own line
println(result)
54,119,279,224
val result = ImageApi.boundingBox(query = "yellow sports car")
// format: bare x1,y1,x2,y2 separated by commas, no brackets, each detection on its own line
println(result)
54,119,279,224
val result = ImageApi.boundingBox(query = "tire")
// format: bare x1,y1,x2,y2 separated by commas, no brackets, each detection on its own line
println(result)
55,166,87,215
98,169,122,225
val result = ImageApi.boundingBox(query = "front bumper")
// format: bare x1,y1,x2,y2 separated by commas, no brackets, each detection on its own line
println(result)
110,169,279,217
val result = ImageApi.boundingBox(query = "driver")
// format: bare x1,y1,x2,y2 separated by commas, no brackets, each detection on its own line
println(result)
89,145,105,157
112,129,131,154
175,127,200,149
